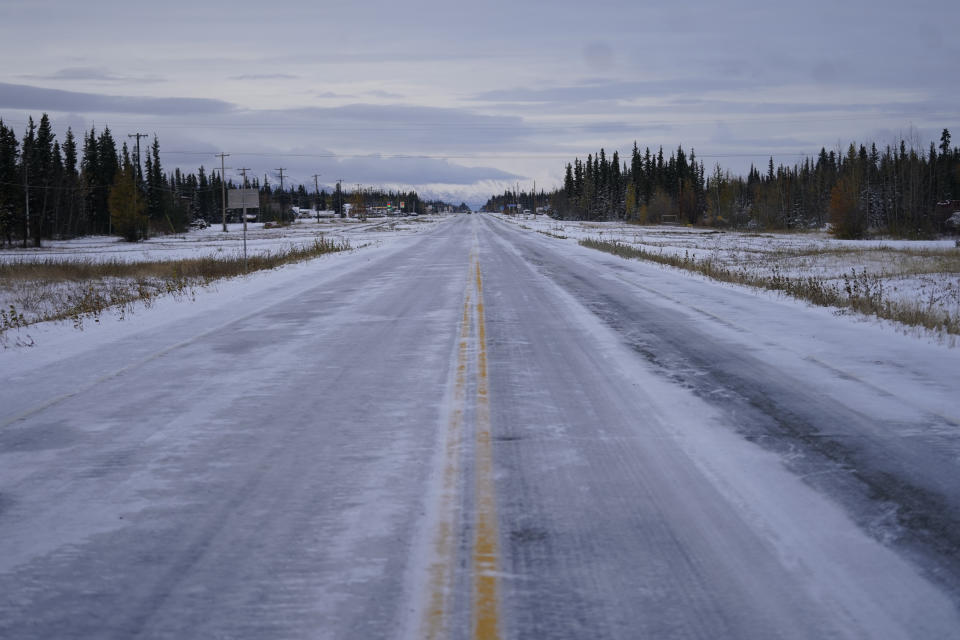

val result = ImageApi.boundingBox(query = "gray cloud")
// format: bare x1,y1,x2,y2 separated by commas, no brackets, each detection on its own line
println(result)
471,77,763,105
709,128,814,149
239,104,535,152
0,82,235,115
155,150,522,201
229,73,300,81
0,86,536,155
311,155,519,186
365,90,404,99
22,67,165,84
582,42,614,73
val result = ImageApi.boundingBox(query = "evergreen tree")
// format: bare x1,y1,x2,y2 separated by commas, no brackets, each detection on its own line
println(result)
95,127,119,233
0,119,20,245
17,115,63,244
80,128,100,234
563,163,574,198
146,135,164,228
938,129,953,200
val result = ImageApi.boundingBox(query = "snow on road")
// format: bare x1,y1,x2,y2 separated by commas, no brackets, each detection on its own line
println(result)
1,214,959,638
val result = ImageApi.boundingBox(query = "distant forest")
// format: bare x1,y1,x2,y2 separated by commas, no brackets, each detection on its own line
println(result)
0,113,442,246
484,129,960,238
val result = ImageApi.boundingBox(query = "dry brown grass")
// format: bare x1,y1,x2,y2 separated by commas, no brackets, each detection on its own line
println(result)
0,236,349,282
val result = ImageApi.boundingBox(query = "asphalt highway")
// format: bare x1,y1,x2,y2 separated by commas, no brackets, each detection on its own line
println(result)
1,214,958,639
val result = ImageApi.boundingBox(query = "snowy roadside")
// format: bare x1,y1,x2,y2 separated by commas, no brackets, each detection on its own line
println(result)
0,216,447,341
0,216,441,265
485,213,960,423
493,213,960,339
0,215,449,354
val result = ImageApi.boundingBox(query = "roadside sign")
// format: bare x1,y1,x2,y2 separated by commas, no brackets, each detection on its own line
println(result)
228,188,259,210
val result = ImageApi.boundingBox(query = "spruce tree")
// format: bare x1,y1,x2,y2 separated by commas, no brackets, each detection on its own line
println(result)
80,128,100,234
95,127,119,233
0,120,20,245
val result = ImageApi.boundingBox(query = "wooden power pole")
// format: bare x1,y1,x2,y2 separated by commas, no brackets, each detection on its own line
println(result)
128,132,148,238
216,152,230,231
237,167,251,270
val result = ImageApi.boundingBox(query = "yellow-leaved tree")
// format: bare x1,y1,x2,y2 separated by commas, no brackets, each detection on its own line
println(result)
109,165,147,242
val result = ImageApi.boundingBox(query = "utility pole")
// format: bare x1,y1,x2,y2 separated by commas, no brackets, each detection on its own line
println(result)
128,133,147,183
312,174,322,222
238,167,251,271
337,179,344,218
216,152,230,231
275,167,286,222
128,133,148,239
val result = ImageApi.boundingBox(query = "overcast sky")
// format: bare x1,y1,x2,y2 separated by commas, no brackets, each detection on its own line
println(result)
1,0,957,205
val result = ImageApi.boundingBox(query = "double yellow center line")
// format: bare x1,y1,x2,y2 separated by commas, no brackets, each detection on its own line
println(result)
422,249,502,640
472,258,501,640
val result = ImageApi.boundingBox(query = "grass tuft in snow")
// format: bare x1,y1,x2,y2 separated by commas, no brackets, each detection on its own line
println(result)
536,229,568,240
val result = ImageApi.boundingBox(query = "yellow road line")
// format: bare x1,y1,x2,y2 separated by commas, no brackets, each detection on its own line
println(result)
420,247,502,640
472,258,502,640
423,282,472,640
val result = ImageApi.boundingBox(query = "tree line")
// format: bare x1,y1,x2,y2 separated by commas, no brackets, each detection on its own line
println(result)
0,113,440,246
0,114,194,245
486,129,960,238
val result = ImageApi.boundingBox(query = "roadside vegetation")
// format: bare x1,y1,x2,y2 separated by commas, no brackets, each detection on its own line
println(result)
0,236,350,341
579,237,960,335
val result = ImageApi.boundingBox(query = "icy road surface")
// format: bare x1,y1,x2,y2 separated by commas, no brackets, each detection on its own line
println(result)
1,214,959,639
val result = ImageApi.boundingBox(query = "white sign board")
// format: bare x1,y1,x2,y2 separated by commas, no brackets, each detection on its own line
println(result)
228,188,259,209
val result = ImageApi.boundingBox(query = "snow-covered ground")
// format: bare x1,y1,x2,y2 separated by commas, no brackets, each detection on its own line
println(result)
498,214,960,323
0,215,447,330
0,215,445,264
